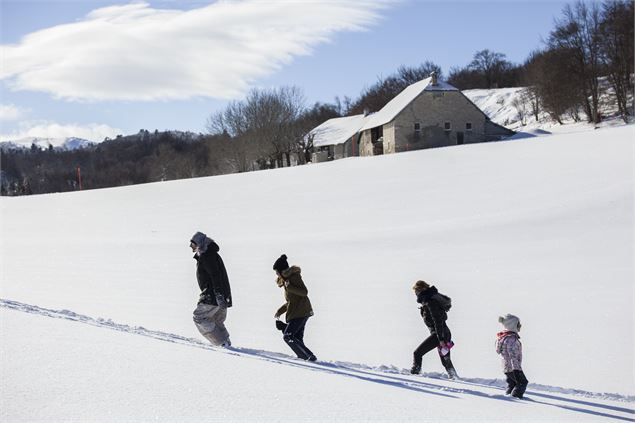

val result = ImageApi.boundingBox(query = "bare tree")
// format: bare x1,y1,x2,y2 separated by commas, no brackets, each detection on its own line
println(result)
348,61,443,114
521,51,544,121
512,95,528,126
207,86,308,169
548,1,603,123
469,50,513,88
524,48,583,124
397,61,443,85
599,0,634,121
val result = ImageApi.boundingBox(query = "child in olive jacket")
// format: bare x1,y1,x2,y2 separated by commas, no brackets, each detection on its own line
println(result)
273,254,317,362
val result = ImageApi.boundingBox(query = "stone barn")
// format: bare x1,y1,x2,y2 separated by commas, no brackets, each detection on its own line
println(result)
358,73,514,156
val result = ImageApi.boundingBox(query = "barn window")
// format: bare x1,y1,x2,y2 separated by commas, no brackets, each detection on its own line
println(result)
466,122,472,131
444,122,451,132
414,123,421,133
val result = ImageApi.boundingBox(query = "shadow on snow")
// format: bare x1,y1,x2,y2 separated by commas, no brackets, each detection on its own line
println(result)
1,298,633,422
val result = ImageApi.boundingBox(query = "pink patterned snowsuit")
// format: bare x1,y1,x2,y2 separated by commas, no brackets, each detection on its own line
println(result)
495,331,523,373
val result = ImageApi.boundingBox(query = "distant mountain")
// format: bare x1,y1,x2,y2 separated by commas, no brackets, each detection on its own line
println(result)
0,136,96,151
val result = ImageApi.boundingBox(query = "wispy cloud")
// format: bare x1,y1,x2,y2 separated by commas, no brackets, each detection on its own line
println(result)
1,0,391,102
0,104,29,121
0,121,121,142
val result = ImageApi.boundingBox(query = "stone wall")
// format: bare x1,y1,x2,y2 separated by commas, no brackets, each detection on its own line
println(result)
393,91,488,151
359,130,373,156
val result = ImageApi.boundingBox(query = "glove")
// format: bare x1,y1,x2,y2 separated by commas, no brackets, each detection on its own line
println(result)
215,292,228,308
438,340,454,356
275,320,287,331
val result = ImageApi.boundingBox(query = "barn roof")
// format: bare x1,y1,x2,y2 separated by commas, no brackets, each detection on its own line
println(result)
360,77,458,131
310,114,367,147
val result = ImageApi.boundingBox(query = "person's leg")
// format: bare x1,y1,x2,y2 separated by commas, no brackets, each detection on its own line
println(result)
411,334,438,374
212,306,230,346
505,372,517,394
283,317,315,360
295,319,306,342
193,303,225,346
437,327,457,378
440,351,458,379
511,370,528,398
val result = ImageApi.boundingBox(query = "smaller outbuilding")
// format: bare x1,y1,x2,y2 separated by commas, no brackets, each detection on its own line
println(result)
309,114,367,163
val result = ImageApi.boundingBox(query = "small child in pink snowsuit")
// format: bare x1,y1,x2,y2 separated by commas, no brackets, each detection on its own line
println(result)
496,314,528,398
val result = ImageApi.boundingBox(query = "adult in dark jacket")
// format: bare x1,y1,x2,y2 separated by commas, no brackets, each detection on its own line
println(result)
273,254,317,361
190,231,232,347
411,280,458,379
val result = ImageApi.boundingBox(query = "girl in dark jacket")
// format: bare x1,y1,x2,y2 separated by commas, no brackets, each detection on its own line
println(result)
273,254,317,362
411,280,458,379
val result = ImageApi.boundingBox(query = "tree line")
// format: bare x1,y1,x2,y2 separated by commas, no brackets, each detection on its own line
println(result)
348,1,632,125
2,131,213,195
1,0,632,196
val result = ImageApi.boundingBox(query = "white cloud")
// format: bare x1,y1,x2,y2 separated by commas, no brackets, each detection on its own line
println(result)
0,0,390,102
0,121,121,142
0,104,28,121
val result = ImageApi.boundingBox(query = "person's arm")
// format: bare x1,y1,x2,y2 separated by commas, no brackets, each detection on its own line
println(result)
199,255,220,292
275,303,288,318
501,336,515,371
285,275,308,296
428,302,447,342
509,337,523,370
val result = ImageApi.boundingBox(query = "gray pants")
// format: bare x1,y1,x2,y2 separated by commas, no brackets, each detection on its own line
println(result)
193,303,230,346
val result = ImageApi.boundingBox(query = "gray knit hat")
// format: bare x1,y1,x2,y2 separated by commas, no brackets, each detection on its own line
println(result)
498,314,521,332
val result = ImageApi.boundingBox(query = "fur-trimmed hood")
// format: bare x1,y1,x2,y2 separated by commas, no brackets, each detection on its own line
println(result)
281,265,301,279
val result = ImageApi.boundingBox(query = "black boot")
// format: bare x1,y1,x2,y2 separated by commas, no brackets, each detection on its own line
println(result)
410,363,421,374
505,372,517,395
510,370,528,398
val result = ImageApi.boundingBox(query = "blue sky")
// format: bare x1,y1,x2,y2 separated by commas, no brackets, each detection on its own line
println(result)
0,0,571,142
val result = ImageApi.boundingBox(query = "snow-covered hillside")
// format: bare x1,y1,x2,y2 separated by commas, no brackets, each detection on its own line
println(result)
1,125,633,422
464,77,632,135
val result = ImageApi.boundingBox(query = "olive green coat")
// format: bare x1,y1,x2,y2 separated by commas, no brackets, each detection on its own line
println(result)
275,266,314,322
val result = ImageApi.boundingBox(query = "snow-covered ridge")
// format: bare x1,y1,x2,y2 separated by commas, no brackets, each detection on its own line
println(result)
2,298,633,406
0,136,95,151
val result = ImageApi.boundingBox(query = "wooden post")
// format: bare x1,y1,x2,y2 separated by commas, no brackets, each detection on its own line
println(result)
76,166,82,190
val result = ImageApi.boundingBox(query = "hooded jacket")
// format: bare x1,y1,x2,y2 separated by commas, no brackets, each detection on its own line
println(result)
194,240,232,307
276,266,313,322
416,286,451,342
496,331,523,372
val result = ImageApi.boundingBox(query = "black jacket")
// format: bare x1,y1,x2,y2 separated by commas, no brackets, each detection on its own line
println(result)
416,286,450,342
194,241,232,307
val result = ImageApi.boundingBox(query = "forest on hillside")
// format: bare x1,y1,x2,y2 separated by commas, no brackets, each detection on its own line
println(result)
1,0,632,196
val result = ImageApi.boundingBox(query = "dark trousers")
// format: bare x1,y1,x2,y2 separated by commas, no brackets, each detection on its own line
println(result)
505,370,529,397
283,316,315,360
413,334,455,371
